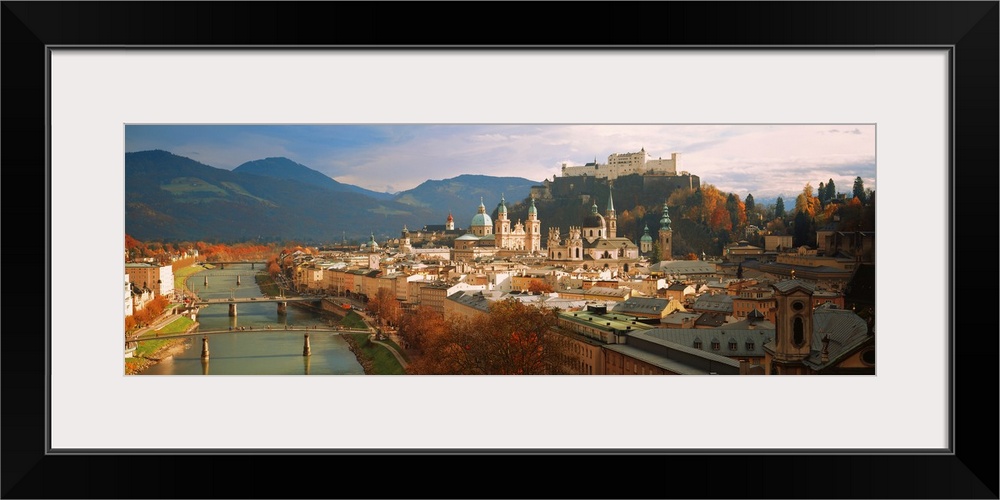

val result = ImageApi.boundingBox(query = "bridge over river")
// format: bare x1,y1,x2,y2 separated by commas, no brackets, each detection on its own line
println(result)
193,296,325,316
128,326,373,360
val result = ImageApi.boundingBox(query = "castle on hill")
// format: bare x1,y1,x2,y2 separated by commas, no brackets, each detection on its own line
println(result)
560,148,685,180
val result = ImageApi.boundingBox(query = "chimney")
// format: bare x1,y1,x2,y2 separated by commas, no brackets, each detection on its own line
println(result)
821,335,830,363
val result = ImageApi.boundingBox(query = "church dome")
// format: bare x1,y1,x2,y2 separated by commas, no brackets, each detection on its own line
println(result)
471,197,492,227
471,212,493,227
582,212,605,228
528,197,538,216
496,194,507,215
640,224,653,243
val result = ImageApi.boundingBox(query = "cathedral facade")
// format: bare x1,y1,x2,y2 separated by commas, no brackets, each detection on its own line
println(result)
452,196,543,261
547,187,639,263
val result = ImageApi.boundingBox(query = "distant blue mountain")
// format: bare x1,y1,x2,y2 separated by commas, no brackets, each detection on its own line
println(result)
392,174,541,228
233,157,395,200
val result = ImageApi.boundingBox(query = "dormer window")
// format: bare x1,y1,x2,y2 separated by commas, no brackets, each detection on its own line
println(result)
711,340,720,351
693,338,702,349
729,340,738,351
746,341,755,350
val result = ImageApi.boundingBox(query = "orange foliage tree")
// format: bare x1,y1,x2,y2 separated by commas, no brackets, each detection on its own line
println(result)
527,279,554,294
408,299,567,375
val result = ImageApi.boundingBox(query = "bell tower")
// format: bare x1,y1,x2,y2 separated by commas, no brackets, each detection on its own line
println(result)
764,280,816,375
606,185,617,239
658,200,672,261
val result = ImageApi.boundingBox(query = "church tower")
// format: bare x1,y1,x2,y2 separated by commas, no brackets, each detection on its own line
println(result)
367,232,380,270
495,194,511,249
658,200,672,261
526,197,541,253
400,225,412,254
606,185,617,239
764,280,816,375
446,212,454,231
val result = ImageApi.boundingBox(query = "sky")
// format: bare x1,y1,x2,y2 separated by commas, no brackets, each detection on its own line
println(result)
125,124,876,200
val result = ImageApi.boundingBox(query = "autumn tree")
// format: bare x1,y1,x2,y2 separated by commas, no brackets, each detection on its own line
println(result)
368,287,401,327
795,183,821,217
397,306,448,353
686,252,699,260
409,299,567,375
527,279,554,294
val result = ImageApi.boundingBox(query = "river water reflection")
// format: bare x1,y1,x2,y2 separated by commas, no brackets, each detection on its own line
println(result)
140,264,364,375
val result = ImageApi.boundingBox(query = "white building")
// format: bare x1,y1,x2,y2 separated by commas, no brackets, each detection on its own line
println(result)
561,148,680,180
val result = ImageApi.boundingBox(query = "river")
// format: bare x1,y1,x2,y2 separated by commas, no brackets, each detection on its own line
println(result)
140,263,365,375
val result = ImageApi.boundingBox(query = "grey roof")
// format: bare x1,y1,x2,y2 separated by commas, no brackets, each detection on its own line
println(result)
651,261,716,275
666,283,689,291
772,279,817,294
446,291,491,313
605,329,740,375
692,293,734,313
612,297,671,315
643,328,774,358
694,312,727,327
803,305,872,369
661,311,701,325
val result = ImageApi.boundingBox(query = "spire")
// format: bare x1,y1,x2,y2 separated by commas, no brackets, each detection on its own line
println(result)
659,200,671,229
478,197,486,213
497,193,507,214
606,185,615,213
528,196,538,216
591,198,599,214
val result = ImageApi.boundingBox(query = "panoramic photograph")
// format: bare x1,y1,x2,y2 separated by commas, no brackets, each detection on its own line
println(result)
124,124,876,376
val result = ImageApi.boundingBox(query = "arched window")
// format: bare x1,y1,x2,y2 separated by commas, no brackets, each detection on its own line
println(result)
575,248,580,258
793,316,805,346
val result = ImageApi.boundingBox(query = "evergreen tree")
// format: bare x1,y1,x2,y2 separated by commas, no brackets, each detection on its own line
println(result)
744,193,755,213
826,178,837,200
818,182,827,204
793,210,813,247
775,196,786,219
852,176,867,203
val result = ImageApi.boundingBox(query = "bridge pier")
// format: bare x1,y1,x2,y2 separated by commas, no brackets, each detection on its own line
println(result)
220,263,225,270
277,301,287,315
251,263,255,269
201,337,210,359
229,303,237,317
237,275,241,286
204,276,208,286
303,333,311,356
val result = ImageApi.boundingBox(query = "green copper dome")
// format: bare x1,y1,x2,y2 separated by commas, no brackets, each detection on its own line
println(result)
640,224,653,242
471,197,493,227
659,201,671,229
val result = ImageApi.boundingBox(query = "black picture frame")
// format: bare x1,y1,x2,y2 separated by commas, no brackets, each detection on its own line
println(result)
3,2,997,498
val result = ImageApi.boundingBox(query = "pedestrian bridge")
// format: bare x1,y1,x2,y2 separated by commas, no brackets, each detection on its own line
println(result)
126,326,374,361
193,296,324,317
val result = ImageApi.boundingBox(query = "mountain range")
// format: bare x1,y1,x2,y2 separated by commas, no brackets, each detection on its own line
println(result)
124,150,539,243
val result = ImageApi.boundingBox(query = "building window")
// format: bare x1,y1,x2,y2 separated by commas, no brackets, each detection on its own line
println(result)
746,342,755,350
793,316,805,346
729,341,738,351
711,340,720,351
693,339,702,349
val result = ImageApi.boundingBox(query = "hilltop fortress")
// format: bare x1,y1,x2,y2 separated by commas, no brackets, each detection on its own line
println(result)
531,148,700,201
560,148,684,180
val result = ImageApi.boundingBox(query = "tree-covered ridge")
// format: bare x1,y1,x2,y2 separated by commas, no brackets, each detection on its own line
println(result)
498,173,873,257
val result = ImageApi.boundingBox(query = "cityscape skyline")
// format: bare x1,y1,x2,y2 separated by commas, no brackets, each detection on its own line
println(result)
125,124,876,200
